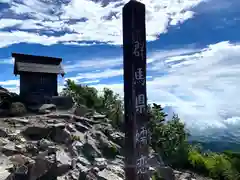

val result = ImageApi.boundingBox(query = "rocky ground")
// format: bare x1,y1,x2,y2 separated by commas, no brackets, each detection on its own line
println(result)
0,103,212,180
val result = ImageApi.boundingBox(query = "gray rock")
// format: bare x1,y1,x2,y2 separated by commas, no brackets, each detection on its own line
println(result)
56,149,72,176
158,166,175,180
51,96,74,110
94,158,107,170
57,168,80,180
73,104,89,117
39,104,56,114
92,113,106,120
178,172,193,180
72,141,84,154
0,154,13,179
97,169,123,180
77,156,91,166
38,139,54,150
82,141,102,161
2,142,21,156
0,127,8,137
50,122,66,129
7,117,29,124
51,127,72,144
74,116,94,127
29,151,56,180
9,154,34,166
106,164,124,178
0,137,10,146
94,131,120,158
75,122,89,133
21,126,51,140
66,124,76,133
26,143,39,155
109,132,124,147
9,102,27,116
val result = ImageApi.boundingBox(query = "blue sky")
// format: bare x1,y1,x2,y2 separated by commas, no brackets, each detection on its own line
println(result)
0,0,240,137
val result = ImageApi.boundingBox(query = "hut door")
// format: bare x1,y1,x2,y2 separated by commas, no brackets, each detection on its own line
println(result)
39,75,52,97
39,76,45,91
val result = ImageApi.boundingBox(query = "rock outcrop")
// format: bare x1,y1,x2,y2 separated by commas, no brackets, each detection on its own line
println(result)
0,106,212,180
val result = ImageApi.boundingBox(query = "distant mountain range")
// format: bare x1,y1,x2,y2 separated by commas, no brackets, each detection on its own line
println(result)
189,140,240,152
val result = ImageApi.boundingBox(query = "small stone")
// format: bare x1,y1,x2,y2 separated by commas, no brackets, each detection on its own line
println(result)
38,139,54,150
93,113,106,120
94,158,107,170
77,156,91,166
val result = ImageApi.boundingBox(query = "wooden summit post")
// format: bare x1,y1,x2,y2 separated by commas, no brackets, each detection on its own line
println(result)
122,0,150,180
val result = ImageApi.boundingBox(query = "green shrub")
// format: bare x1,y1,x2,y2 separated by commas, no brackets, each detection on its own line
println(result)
151,171,164,180
187,148,240,180
188,148,207,174
148,104,190,169
61,80,124,129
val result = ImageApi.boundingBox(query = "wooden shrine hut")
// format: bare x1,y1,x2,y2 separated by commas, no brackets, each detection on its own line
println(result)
12,53,65,105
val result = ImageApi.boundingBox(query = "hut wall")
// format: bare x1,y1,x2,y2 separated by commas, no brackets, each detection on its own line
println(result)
20,72,57,104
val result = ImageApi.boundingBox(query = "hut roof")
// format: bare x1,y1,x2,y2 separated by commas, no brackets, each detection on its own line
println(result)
12,53,65,76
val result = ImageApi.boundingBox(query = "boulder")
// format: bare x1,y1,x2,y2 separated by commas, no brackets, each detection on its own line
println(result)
39,104,56,114
94,131,120,158
21,126,51,141
73,104,89,117
9,102,27,116
51,96,74,110
28,104,56,114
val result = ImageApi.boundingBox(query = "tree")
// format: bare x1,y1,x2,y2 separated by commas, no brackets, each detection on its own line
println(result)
148,104,190,168
99,88,123,129
61,79,101,109
61,80,123,129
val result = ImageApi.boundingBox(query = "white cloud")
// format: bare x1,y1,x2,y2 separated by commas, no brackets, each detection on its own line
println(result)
0,79,19,86
88,41,240,137
66,68,123,83
80,80,100,84
0,0,205,47
0,58,14,64
0,0,11,3
63,57,122,72
0,19,22,29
